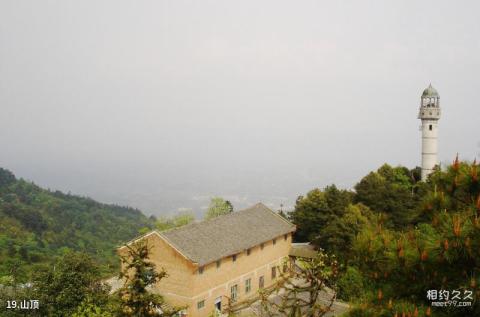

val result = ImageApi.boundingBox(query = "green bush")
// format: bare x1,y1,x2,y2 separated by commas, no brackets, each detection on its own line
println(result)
337,266,364,301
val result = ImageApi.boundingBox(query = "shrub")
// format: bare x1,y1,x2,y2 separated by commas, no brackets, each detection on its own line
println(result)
337,266,364,301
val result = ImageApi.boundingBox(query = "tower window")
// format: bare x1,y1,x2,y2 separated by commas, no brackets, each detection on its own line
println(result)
429,125,432,131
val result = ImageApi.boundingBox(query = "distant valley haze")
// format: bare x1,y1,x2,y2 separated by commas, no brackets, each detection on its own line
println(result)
1,1,479,217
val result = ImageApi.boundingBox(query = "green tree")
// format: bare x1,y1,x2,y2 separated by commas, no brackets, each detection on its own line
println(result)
204,197,234,220
33,251,111,317
348,157,480,317
155,212,195,231
354,164,421,228
337,266,364,301
0,168,15,188
117,241,184,317
72,298,114,317
290,185,353,245
3,258,27,289
314,203,373,260
173,212,195,227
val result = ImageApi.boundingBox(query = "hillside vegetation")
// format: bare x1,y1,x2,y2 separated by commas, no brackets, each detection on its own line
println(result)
290,158,480,316
0,168,153,281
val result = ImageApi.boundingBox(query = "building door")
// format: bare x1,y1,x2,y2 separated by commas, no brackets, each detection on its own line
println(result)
259,275,264,289
214,297,222,314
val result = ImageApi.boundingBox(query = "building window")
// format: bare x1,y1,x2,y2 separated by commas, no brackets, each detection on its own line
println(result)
197,300,205,310
245,278,251,293
271,267,277,279
231,285,238,302
198,267,204,275
429,124,433,131
260,243,264,250
246,248,251,256
216,260,221,269
232,254,237,262
273,238,276,245
284,234,288,241
259,276,265,289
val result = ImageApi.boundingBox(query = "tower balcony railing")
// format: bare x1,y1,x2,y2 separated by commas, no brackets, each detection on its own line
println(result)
418,107,441,120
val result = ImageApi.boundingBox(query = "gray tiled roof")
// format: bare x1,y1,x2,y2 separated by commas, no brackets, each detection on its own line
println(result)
159,203,295,266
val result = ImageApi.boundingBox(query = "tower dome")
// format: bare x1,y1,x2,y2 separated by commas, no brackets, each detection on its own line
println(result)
421,84,439,97
420,84,441,111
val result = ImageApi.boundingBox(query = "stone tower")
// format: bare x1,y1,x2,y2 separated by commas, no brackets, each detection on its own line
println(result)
418,84,441,180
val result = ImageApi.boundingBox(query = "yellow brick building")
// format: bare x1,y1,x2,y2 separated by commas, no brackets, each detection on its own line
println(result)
118,203,296,317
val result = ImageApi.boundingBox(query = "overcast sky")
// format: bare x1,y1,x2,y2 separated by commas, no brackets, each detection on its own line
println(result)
1,1,479,216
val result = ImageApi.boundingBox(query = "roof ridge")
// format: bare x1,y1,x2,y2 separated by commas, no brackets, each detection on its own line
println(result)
158,202,267,235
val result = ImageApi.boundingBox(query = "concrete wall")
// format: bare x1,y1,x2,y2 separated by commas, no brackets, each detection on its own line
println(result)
421,119,439,180
418,99,441,181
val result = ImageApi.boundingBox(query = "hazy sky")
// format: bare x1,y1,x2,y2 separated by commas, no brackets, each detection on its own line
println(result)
1,1,479,216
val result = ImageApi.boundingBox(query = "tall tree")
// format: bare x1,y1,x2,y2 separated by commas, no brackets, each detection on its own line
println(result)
289,185,353,244
354,164,421,228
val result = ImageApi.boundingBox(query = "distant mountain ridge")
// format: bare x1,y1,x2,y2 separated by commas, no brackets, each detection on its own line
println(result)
0,167,154,279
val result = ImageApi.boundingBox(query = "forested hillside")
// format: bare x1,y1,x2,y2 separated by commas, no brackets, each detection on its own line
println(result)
0,167,154,281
